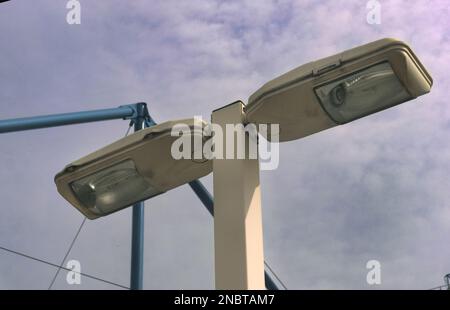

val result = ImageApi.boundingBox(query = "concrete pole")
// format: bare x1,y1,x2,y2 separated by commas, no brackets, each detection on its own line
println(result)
212,101,265,290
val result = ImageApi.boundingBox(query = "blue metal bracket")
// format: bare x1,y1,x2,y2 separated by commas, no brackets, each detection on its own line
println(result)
0,104,139,134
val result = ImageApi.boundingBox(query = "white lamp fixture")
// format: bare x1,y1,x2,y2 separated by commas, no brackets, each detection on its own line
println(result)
55,118,212,219
245,38,433,142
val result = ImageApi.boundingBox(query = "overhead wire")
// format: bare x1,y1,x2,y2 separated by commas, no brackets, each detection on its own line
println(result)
48,217,87,290
0,245,129,290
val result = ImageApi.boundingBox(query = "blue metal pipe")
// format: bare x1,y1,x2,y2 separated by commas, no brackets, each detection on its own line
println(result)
188,180,214,216
130,103,147,290
0,106,135,133
130,201,145,290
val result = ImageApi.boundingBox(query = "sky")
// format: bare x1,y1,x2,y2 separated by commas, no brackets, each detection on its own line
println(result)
0,0,449,289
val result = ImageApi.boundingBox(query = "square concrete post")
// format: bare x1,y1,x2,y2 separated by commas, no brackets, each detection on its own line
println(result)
212,101,265,290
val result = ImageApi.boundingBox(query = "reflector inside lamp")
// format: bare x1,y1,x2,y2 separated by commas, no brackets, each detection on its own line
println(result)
315,62,411,123
70,159,160,216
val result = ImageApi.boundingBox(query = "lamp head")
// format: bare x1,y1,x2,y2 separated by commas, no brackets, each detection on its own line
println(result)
246,38,433,142
55,118,211,219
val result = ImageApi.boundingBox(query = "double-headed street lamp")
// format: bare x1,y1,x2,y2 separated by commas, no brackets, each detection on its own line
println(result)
54,38,432,289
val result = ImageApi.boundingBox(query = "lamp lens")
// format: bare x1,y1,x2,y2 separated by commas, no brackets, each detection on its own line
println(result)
330,84,346,106
315,62,411,123
71,160,160,216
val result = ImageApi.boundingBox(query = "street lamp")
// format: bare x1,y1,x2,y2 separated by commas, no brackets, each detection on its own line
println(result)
54,37,432,290
55,118,211,219
245,38,432,142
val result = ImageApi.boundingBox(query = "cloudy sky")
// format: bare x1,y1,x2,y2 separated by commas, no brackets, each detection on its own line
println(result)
0,0,449,289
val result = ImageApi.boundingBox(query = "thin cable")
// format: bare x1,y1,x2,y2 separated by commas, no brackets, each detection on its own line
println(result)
264,261,288,290
0,245,129,289
48,217,87,290
124,121,133,136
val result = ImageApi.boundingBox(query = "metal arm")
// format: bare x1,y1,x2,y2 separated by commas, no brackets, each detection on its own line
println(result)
0,105,141,133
